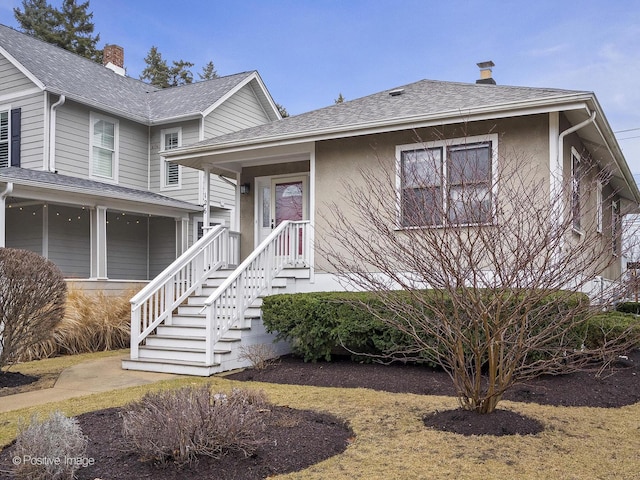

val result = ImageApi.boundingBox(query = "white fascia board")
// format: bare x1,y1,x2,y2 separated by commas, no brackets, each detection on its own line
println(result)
0,46,45,90
201,71,257,119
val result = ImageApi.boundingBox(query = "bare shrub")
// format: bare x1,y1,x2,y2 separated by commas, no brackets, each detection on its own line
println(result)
122,386,269,466
238,343,280,370
12,411,88,480
18,287,134,361
0,248,66,370
320,135,638,414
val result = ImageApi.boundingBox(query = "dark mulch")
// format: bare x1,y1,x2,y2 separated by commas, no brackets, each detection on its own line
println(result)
0,372,38,390
0,348,638,479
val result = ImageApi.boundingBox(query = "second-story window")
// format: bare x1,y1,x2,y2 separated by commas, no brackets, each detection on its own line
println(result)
571,148,582,232
161,127,181,189
0,111,8,168
90,113,118,181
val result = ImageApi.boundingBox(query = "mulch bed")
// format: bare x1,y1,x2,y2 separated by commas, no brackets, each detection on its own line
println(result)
0,372,38,391
0,348,638,479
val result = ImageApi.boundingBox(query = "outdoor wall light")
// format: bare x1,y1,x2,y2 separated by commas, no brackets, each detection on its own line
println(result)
240,183,251,195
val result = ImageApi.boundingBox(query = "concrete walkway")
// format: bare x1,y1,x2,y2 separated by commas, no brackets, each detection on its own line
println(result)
0,356,178,413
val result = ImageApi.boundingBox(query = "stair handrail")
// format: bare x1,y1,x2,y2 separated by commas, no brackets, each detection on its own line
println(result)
130,224,234,359
200,220,310,365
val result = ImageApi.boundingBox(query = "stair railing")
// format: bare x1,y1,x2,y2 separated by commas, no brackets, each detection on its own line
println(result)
130,225,238,359
201,220,310,365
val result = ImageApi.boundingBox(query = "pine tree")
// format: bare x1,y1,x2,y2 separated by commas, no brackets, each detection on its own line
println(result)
168,59,194,86
335,93,345,104
14,0,101,62
276,103,289,118
140,46,170,88
199,61,219,80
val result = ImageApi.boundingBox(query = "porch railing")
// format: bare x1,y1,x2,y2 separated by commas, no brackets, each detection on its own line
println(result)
130,225,239,359
202,220,310,365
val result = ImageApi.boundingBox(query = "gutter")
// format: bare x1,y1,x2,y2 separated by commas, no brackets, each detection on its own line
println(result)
48,94,66,172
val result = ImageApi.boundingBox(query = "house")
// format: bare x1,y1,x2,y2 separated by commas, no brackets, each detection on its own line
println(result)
121,63,640,376
0,24,280,291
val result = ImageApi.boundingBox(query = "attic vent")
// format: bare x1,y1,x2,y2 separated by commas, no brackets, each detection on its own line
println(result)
389,88,405,97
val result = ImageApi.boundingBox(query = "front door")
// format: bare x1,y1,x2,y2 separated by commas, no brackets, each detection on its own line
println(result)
256,174,308,246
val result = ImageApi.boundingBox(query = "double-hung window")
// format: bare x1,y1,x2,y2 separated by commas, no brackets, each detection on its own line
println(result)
90,113,118,181
0,111,8,168
161,127,181,189
398,135,495,227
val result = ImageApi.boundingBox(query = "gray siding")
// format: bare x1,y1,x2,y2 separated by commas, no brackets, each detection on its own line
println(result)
47,205,90,278
106,211,148,280
0,54,36,96
203,83,271,137
14,92,46,170
148,217,176,277
6,204,43,253
55,101,148,187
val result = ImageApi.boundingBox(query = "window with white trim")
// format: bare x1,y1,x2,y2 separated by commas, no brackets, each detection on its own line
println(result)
0,111,8,168
397,135,496,227
161,127,182,188
612,200,621,256
90,113,118,180
596,180,603,234
571,148,582,232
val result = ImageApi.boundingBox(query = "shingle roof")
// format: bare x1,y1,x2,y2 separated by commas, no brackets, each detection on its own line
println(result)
0,167,200,212
0,24,257,124
186,78,590,149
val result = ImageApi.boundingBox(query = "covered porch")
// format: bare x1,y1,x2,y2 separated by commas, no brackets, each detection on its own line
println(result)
0,167,200,283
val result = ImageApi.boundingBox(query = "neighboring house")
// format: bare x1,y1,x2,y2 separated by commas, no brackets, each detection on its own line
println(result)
0,24,280,289
124,64,640,375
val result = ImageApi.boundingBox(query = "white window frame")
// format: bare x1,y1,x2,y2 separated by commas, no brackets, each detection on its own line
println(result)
89,112,119,182
160,127,182,190
395,133,498,228
571,147,582,234
612,200,620,257
0,107,10,168
596,179,603,234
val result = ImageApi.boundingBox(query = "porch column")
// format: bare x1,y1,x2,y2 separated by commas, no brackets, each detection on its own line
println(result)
0,182,12,247
90,206,108,279
175,217,189,255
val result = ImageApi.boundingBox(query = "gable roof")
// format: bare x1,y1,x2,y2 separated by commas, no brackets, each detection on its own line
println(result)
0,24,279,125
173,78,592,152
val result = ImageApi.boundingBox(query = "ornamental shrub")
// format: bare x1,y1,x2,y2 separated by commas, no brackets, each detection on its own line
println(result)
122,386,269,466
0,248,66,370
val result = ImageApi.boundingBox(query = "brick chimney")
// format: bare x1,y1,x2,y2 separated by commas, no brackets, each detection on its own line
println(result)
103,44,125,76
476,61,496,85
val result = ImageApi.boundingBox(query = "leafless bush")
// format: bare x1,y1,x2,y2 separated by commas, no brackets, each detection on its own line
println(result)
320,134,638,414
12,411,88,480
121,386,270,466
0,248,66,370
238,343,280,370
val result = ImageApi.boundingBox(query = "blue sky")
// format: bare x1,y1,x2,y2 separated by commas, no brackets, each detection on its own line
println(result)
2,0,640,177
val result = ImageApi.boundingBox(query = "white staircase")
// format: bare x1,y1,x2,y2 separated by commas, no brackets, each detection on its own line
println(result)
122,221,310,376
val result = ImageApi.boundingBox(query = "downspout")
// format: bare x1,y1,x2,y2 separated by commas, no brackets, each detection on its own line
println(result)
0,182,14,247
558,109,597,156
48,95,66,172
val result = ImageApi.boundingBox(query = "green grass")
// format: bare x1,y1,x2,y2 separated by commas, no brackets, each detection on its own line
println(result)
1,355,639,479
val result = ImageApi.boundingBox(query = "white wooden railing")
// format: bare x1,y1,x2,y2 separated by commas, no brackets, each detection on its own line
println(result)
202,221,310,365
130,225,240,358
